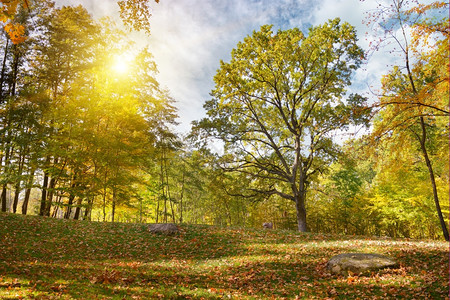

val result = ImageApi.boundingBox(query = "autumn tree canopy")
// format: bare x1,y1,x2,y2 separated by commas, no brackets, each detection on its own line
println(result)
0,0,160,43
195,19,369,232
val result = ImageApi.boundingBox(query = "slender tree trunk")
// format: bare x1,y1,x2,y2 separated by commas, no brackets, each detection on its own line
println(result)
22,186,32,215
51,195,63,218
163,152,175,223
156,195,160,223
102,171,108,221
21,168,35,215
1,137,12,212
12,150,26,213
22,188,31,215
1,185,7,212
39,156,51,216
39,173,49,216
111,188,116,223
73,197,83,220
102,188,107,222
10,44,19,97
418,116,449,241
179,171,185,223
12,182,20,213
83,197,93,221
161,151,167,223
402,30,449,241
0,37,9,101
64,193,75,219
64,175,77,219
45,167,58,217
139,197,143,223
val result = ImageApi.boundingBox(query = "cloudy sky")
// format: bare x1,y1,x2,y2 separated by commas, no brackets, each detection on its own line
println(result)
53,0,397,134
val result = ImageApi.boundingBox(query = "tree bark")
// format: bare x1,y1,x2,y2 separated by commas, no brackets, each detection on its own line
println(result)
295,195,308,232
12,182,20,213
418,116,449,241
83,197,93,221
22,186,32,215
12,150,26,213
73,197,83,220
39,172,49,216
179,171,185,223
44,173,58,217
10,44,19,97
111,189,116,223
1,136,12,212
64,174,78,219
21,168,35,215
0,37,9,101
1,185,7,212
64,192,75,219
399,19,449,241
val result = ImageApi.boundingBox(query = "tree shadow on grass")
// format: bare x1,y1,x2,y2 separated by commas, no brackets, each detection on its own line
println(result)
1,214,448,299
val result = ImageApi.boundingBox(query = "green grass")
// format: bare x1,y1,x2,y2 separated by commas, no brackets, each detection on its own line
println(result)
0,213,448,299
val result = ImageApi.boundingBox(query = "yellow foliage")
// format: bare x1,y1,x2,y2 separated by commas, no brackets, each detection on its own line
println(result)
0,0,29,44
4,22,26,43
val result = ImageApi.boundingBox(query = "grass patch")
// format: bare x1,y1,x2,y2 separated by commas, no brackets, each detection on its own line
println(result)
0,213,448,299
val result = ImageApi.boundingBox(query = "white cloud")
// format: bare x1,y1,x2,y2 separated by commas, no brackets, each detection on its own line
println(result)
146,0,316,133
53,0,400,135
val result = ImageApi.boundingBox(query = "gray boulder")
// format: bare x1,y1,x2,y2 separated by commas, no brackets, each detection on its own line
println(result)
327,253,398,275
149,223,180,235
263,222,273,229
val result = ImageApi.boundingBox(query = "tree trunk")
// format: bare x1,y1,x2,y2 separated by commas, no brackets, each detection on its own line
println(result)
83,197,92,221
155,195,160,223
22,186,32,215
1,185,7,212
12,150,26,213
10,44,19,97
73,197,83,220
293,164,308,232
45,168,58,217
12,182,20,213
418,116,449,241
0,37,9,101
139,197,143,223
1,137,12,212
402,33,449,241
64,193,75,219
179,171,185,223
295,196,308,232
39,172,49,216
51,195,62,218
102,188,107,222
21,169,35,215
64,178,77,219
111,188,116,223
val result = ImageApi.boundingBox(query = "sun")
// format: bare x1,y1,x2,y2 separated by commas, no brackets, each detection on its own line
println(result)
112,54,131,74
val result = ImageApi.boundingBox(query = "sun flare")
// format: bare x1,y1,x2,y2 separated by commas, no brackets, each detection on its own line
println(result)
112,54,131,74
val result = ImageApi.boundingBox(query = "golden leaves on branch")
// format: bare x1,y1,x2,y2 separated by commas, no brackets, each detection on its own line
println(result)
117,0,160,34
4,22,26,43
0,0,29,44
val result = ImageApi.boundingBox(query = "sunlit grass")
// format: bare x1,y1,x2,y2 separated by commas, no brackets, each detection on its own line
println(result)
0,213,448,299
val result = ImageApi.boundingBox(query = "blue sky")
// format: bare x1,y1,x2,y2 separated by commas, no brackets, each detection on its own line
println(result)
53,0,409,134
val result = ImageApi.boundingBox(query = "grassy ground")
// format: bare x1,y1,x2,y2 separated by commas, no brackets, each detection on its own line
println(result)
0,213,448,299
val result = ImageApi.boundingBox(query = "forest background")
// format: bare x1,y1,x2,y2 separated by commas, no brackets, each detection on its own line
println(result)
0,0,448,240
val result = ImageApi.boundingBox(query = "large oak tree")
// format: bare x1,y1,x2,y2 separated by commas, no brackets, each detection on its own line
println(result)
196,19,368,232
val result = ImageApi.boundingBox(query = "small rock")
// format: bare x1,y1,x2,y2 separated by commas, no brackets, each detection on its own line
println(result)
263,222,273,229
327,253,398,275
149,223,179,235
